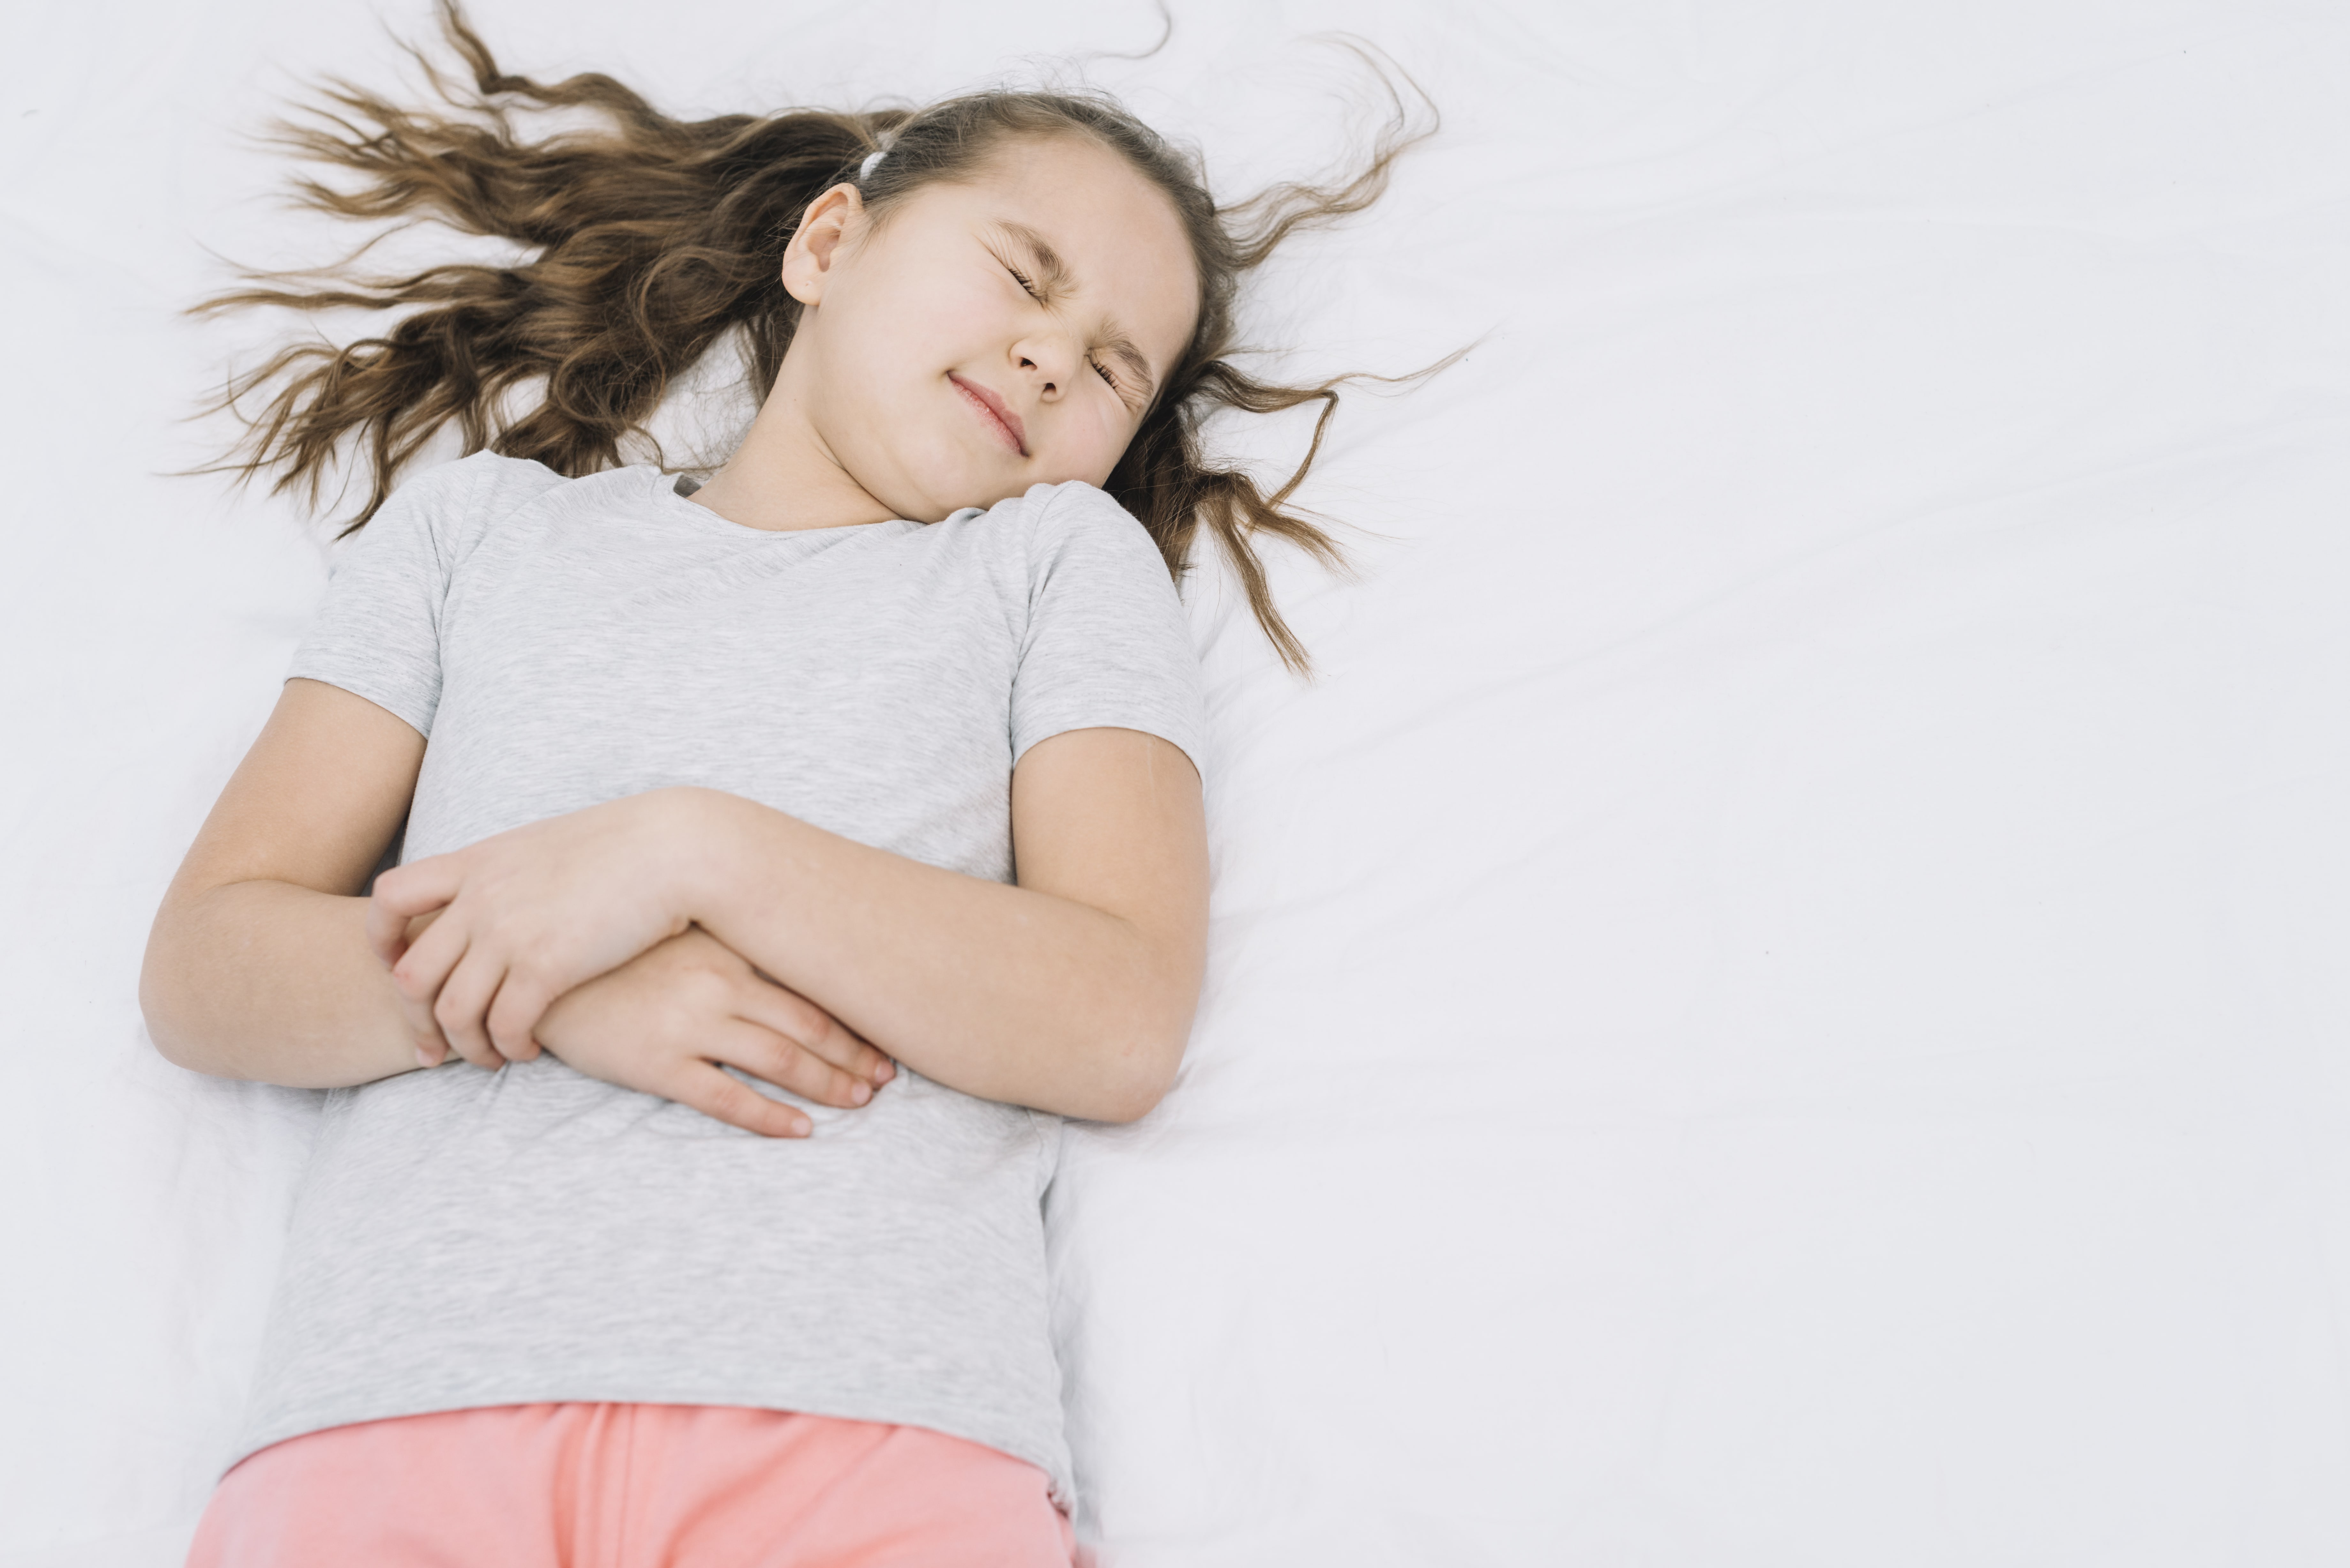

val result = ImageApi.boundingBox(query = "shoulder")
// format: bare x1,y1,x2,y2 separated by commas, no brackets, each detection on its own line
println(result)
364,450,565,529
348,453,573,571
996,480,1175,591
997,480,1209,777
390,450,569,524
1016,479,1149,541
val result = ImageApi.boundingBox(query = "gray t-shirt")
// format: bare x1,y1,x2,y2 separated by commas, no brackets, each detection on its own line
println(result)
233,453,1208,1507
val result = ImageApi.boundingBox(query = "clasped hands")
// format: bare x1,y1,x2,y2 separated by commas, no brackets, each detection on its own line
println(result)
364,787,892,1138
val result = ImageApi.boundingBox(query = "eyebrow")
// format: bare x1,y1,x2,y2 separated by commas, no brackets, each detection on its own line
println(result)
994,221,1160,402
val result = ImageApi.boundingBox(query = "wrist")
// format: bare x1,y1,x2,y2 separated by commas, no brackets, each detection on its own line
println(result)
648,786,723,920
652,785,778,928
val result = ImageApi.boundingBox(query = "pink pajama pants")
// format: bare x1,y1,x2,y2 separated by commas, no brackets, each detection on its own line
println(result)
185,1402,1077,1567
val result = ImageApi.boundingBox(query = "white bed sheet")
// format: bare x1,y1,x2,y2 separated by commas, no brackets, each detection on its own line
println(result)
4,0,2347,1562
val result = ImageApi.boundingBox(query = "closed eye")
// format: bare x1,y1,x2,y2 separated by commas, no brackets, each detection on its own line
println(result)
1006,260,1131,402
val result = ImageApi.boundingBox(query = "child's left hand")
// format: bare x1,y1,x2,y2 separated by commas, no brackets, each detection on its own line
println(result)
367,788,711,1067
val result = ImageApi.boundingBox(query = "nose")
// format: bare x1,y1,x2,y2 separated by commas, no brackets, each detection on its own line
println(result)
1012,329,1082,401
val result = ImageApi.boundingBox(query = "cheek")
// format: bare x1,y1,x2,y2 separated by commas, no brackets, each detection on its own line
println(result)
845,301,942,392
834,261,991,387
1058,399,1138,483
808,296,965,459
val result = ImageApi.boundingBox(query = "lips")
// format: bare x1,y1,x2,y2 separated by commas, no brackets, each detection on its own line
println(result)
949,373,1027,457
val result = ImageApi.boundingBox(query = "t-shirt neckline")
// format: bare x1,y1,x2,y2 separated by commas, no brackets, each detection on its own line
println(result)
651,467,921,541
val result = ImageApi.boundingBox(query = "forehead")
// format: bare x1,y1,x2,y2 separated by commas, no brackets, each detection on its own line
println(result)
913,135,1200,363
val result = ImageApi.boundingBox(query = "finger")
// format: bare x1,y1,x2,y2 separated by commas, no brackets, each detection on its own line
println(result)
364,894,411,971
366,859,463,963
667,1061,812,1139
709,1019,874,1111
371,855,466,922
389,909,467,1015
375,909,430,982
483,971,553,1064
431,947,509,1071
407,1002,449,1067
380,950,450,1065
390,938,466,1066
732,983,893,1087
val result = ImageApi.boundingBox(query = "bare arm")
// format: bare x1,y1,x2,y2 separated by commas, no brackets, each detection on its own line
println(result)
141,680,889,1132
378,727,1211,1125
140,678,428,1086
680,727,1209,1123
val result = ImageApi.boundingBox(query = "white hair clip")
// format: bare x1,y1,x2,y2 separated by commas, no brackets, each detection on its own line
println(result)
858,146,887,182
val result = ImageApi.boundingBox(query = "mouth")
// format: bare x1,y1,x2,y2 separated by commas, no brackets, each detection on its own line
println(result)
949,373,1027,458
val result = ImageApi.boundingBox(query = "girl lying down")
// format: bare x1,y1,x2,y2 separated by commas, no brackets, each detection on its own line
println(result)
142,5,1428,1561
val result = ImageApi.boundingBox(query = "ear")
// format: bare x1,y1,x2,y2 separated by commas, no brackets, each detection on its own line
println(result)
781,183,866,307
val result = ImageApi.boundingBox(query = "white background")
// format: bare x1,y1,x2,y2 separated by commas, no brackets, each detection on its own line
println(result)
3,0,2347,1563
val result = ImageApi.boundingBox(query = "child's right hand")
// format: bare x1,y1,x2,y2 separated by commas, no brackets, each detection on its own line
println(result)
463,925,894,1138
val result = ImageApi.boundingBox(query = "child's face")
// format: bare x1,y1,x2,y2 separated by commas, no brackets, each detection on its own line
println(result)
778,134,1199,522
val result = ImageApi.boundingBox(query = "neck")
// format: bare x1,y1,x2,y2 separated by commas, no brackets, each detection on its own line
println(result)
686,366,896,533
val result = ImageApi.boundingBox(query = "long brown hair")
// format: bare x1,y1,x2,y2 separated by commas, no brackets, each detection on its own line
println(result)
198,2,1440,673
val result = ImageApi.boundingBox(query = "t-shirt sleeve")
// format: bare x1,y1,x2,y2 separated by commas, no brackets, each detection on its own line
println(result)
283,453,514,738
1009,482,1209,786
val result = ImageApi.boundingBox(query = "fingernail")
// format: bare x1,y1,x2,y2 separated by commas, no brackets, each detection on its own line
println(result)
874,1061,895,1084
850,1082,871,1105
791,1116,812,1137
414,1045,435,1067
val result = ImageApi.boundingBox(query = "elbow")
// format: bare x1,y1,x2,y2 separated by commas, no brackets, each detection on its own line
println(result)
138,943,195,1073
142,992,242,1081
141,1004,208,1077
1087,1074,1174,1127
1081,1024,1188,1126
139,913,217,1077
1078,945,1200,1124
